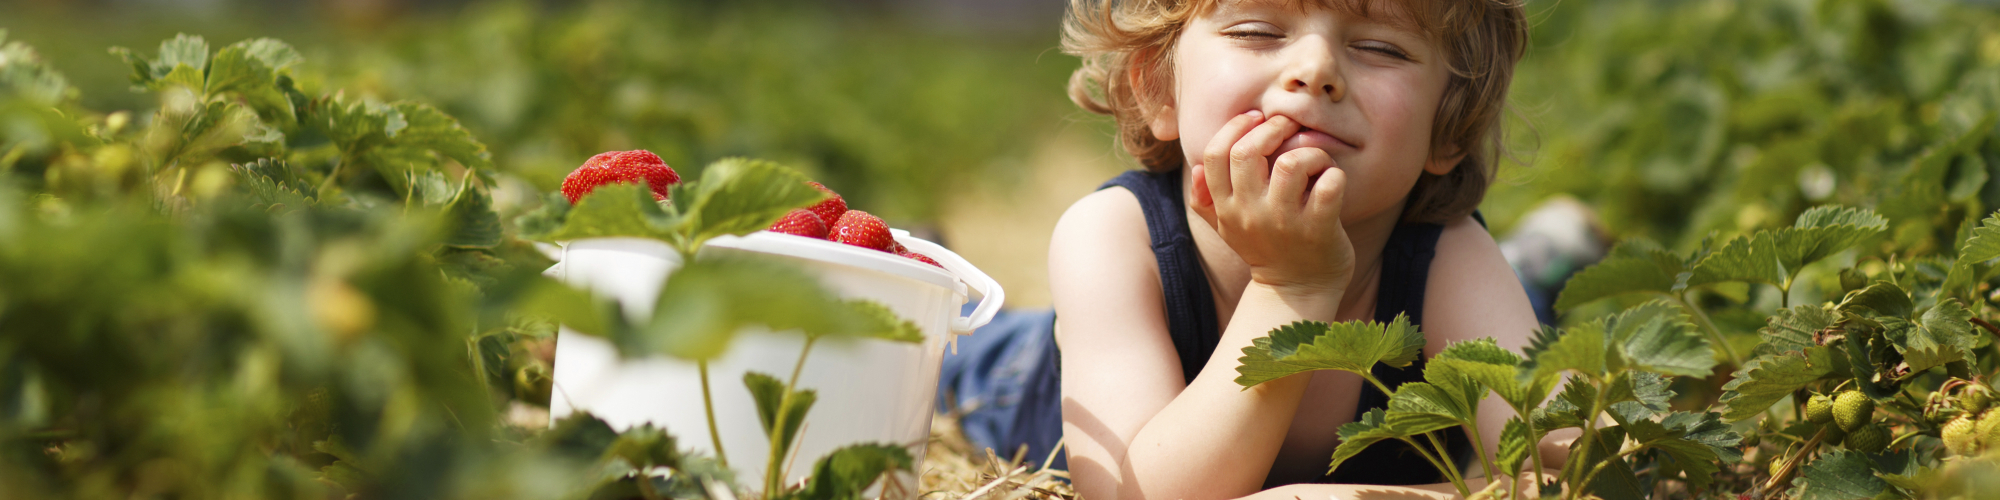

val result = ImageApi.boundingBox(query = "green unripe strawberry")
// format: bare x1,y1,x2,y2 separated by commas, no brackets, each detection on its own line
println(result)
1834,390,1873,431
1820,423,1848,447
1943,414,1980,456
1979,409,2000,453
1806,393,1836,424
1840,268,1868,292
1845,424,1889,453
1740,431,1761,448
1963,385,1993,414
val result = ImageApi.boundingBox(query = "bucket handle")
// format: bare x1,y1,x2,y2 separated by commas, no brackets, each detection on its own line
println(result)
892,230,1004,335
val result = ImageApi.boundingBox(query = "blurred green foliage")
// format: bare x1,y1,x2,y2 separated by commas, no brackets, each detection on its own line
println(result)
2,0,1075,222
1494,0,2000,256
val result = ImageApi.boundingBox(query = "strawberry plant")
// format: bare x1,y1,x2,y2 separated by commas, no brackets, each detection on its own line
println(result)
0,30,932,500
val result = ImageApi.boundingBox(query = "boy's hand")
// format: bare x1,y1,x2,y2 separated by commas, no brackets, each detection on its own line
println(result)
1190,110,1355,299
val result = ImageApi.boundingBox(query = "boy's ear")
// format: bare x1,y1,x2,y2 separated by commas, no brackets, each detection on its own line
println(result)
1128,50,1179,141
1424,143,1466,175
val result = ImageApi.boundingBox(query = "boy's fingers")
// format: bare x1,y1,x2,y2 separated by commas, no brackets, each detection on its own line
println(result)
1202,110,1264,199
1268,147,1333,208
1229,114,1297,195
1305,165,1347,219
1189,164,1217,223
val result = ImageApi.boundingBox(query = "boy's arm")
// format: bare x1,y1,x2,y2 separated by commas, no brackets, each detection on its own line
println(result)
1052,187,1338,500
1423,215,1576,476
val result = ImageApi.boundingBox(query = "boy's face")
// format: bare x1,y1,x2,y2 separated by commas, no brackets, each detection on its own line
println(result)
1158,0,1458,224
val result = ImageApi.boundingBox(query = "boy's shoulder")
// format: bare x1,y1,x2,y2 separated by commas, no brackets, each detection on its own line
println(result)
1051,186,1150,256
1424,214,1539,349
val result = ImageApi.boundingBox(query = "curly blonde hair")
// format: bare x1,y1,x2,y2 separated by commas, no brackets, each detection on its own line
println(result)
1062,0,1527,224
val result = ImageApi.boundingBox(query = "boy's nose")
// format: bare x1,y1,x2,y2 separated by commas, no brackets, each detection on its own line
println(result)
1279,42,1343,102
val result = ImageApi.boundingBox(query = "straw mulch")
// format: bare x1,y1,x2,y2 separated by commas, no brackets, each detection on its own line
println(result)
919,414,1078,500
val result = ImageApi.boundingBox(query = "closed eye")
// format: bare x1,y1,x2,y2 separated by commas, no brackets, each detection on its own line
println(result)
1355,43,1412,61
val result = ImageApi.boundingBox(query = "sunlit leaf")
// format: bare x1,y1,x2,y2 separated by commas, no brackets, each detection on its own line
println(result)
1687,206,1886,289
534,183,679,243
1836,281,1914,318
1497,418,1531,478
1234,313,1425,388
1553,239,1687,310
794,443,914,500
673,157,826,248
1432,338,1553,411
1788,450,1887,500
1880,299,1978,373
1522,301,1711,382
745,371,816,463
1717,347,1844,421
1327,408,1453,476
1754,304,1839,356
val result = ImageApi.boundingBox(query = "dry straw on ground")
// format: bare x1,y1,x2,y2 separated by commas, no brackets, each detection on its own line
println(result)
920,414,1077,500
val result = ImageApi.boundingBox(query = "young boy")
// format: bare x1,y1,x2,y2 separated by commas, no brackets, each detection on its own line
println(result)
1045,0,1552,498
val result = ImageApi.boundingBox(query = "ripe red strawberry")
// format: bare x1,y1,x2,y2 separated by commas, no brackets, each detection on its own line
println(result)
830,210,894,252
561,150,679,204
768,208,828,238
805,182,847,228
898,250,943,268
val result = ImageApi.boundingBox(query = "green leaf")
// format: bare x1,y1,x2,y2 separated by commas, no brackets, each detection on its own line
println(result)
1716,347,1843,421
839,299,923,344
390,102,494,171
1431,339,1553,411
1615,411,1736,489
512,279,613,337
204,41,295,123
1604,371,1674,421
1233,313,1425,388
1522,301,1712,382
156,34,209,78
536,183,679,243
1944,211,2000,295
1837,282,1914,318
538,413,622,463
673,158,826,248
1532,378,1595,431
1788,450,1888,500
795,443,914,500
1687,206,1887,289
514,193,573,242
237,38,301,71
1575,426,1645,500
229,159,318,209
1386,381,1481,430
1608,301,1714,377
1553,239,1687,310
1497,418,1531,478
1880,299,1978,373
745,371,816,462
440,175,503,249
1753,304,1839,357
604,423,681,470
627,255,924,360
1327,408,1454,476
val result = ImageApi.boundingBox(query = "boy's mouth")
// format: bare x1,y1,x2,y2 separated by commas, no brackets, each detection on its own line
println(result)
1275,126,1357,159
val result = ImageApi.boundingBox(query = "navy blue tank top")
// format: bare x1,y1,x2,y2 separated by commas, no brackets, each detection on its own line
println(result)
1097,169,1477,486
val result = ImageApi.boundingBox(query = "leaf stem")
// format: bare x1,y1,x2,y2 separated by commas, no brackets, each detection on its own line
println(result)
699,360,729,469
1422,431,1471,494
1674,291,1744,368
766,336,819,494
1462,418,1500,488
1561,390,1605,500
1524,409,1550,490
1575,445,1646,493
1755,426,1827,500
1399,435,1469,497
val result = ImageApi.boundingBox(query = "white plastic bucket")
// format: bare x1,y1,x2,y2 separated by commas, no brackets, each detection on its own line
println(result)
546,230,1003,489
